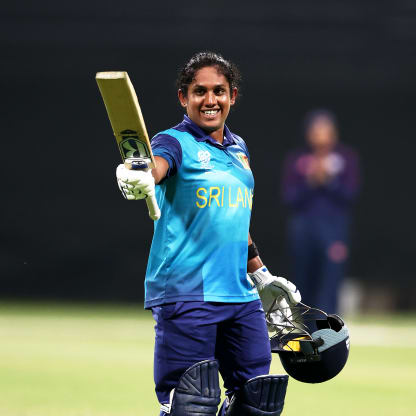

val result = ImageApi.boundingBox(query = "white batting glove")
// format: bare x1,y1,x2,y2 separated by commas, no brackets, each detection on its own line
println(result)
248,266,301,330
265,297,294,331
116,164,155,201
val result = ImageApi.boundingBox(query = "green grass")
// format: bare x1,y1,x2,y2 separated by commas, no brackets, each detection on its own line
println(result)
0,301,415,416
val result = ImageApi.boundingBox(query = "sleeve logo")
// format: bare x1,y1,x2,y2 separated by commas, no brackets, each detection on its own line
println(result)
236,152,251,170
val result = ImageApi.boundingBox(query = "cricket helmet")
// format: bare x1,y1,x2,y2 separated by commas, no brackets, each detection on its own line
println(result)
268,302,350,383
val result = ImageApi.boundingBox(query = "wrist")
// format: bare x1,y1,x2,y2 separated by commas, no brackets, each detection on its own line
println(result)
247,241,263,273
247,256,263,273
248,242,259,260
248,266,274,290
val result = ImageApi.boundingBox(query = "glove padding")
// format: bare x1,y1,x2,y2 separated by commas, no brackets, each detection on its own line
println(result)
116,164,155,201
248,266,301,330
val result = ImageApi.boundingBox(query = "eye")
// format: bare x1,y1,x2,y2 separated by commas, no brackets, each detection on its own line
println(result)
214,87,226,95
194,87,206,96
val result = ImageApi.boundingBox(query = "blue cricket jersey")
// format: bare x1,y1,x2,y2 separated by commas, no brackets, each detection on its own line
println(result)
144,115,259,308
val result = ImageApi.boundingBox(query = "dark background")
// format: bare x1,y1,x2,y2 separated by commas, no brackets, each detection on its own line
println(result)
2,0,415,307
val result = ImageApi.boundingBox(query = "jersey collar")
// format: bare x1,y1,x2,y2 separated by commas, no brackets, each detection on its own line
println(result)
181,115,236,148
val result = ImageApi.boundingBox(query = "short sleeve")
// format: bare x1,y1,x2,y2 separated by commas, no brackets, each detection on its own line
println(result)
151,133,183,178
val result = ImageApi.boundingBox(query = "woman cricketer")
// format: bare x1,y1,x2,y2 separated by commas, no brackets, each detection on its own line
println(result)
116,52,301,416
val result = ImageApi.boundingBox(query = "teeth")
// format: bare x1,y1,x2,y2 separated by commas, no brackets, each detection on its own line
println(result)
204,110,218,115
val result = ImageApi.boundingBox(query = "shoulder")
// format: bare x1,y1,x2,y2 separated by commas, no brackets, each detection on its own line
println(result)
230,132,250,156
151,120,193,149
335,143,359,162
153,125,198,148
231,132,247,147
284,147,308,163
151,131,181,148
337,142,357,154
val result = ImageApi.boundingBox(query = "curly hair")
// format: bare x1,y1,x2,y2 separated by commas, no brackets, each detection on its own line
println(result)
176,51,241,98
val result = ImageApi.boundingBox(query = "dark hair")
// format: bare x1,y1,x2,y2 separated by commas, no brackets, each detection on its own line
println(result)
303,109,338,134
176,51,241,97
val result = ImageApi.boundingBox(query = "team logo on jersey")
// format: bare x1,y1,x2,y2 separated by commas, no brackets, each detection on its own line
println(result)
236,152,250,170
198,150,213,170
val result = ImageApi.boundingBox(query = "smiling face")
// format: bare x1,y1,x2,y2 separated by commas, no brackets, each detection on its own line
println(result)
178,66,237,142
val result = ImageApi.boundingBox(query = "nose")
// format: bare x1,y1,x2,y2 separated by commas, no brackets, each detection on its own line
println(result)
205,91,216,107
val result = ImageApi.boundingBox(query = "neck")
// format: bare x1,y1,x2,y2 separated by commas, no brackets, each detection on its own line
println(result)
208,127,224,144
312,142,335,156
314,148,330,157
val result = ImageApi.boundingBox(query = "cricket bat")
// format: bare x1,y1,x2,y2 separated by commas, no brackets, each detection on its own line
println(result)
96,71,161,220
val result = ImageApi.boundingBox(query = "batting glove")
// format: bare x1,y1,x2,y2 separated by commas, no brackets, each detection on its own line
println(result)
116,164,155,200
248,266,301,330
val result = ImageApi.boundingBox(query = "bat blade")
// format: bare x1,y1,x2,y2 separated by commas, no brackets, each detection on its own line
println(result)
95,71,155,167
96,71,160,220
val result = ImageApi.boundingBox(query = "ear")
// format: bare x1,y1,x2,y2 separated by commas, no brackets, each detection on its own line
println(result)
178,89,188,108
230,87,238,106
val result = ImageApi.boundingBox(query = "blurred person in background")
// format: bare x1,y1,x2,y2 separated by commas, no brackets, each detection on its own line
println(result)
281,109,360,313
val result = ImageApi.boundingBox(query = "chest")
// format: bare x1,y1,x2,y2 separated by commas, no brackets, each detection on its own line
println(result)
179,139,254,190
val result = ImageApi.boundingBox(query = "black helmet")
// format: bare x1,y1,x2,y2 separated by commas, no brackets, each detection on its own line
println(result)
268,303,350,383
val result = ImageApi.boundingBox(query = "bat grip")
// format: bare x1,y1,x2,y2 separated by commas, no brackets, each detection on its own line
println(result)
125,158,161,221
146,194,161,221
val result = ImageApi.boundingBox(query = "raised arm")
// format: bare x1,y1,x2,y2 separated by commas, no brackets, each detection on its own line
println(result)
152,156,170,184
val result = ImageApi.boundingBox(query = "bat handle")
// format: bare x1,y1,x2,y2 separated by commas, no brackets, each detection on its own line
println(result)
146,194,161,220
125,158,161,221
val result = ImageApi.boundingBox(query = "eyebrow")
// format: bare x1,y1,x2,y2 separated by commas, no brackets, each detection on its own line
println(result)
192,83,227,89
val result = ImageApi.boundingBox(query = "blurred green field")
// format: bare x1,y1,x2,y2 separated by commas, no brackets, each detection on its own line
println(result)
0,301,415,416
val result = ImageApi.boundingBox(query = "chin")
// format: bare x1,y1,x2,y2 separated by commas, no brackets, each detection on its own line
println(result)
200,119,223,132
201,124,220,133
